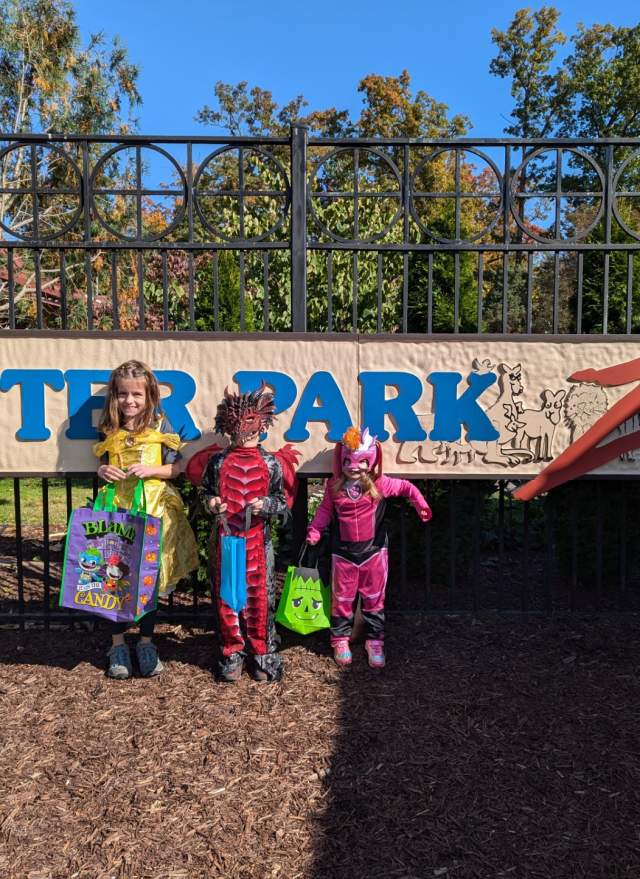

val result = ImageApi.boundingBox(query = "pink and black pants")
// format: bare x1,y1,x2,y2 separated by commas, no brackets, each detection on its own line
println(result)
330,548,388,645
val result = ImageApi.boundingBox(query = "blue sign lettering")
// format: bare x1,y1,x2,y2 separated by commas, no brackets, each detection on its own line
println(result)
285,371,352,441
0,365,502,449
429,372,499,441
155,371,201,441
0,369,65,440
64,370,111,440
360,372,428,441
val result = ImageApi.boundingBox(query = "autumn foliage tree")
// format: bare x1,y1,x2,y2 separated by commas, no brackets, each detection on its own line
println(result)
194,71,474,333
0,0,141,327
490,9,640,333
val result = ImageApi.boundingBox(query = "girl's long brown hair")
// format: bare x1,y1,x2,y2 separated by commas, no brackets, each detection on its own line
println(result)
98,361,162,435
332,472,380,501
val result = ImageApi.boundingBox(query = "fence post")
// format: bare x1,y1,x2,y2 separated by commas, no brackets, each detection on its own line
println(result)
290,124,308,332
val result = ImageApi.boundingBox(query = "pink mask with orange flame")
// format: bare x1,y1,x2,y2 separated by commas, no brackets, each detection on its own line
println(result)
332,427,382,478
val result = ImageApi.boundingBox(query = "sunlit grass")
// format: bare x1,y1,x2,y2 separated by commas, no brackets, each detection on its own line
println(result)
0,478,94,529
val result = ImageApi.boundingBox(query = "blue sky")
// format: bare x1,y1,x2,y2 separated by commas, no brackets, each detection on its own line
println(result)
75,0,639,138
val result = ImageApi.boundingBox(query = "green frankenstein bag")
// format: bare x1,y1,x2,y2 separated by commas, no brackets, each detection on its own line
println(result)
276,545,330,635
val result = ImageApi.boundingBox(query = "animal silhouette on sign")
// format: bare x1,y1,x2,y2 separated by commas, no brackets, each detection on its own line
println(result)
471,362,532,467
502,402,526,436
563,383,608,443
514,389,566,462
514,356,640,500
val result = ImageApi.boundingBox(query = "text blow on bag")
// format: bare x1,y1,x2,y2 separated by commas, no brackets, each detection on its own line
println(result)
276,545,331,635
59,480,163,623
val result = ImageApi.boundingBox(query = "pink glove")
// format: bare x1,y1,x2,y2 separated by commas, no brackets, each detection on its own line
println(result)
418,506,432,523
306,527,321,545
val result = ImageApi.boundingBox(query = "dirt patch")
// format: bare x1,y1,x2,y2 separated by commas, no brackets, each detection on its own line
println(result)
1,615,640,879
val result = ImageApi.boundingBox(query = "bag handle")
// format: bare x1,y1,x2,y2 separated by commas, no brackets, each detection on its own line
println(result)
218,506,252,535
93,482,116,512
131,479,147,515
218,511,231,535
298,542,319,568
93,479,147,515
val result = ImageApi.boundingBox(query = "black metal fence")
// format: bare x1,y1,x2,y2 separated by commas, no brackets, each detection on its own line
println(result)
2,128,640,626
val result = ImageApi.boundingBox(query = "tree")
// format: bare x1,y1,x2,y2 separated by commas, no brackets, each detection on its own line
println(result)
196,72,472,333
196,80,353,138
357,70,468,139
489,7,568,139
0,0,142,327
490,9,640,140
0,0,140,135
196,70,470,140
489,9,640,334
558,23,640,139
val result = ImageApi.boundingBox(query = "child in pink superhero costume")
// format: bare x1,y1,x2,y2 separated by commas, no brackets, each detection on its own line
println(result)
306,426,432,669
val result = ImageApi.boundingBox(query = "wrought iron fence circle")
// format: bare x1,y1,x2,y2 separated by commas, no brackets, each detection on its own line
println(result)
90,143,188,242
409,147,503,244
193,145,290,242
612,151,640,241
308,146,403,243
0,142,83,241
510,146,605,243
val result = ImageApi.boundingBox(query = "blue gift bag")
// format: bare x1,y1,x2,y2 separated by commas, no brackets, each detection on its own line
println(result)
218,510,249,613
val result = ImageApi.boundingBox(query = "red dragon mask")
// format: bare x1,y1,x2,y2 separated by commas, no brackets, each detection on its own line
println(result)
214,386,276,444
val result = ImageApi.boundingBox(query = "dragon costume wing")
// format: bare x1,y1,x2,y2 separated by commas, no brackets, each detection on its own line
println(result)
185,441,300,506
273,443,301,508
185,443,223,485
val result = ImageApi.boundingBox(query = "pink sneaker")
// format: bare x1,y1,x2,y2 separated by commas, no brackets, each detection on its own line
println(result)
365,639,386,669
332,639,352,667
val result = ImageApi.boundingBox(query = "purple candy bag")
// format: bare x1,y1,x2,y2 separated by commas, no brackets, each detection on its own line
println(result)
59,480,162,623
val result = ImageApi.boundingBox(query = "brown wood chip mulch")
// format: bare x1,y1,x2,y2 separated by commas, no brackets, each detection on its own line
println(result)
1,615,640,879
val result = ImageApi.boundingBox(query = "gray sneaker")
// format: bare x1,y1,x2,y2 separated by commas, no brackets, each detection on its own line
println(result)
107,643,132,679
136,641,164,677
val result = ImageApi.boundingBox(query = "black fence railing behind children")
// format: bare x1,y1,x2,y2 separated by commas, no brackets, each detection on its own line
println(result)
1,475,637,628
1,128,640,626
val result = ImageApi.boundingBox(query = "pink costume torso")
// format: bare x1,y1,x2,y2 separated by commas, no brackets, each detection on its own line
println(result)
308,475,431,563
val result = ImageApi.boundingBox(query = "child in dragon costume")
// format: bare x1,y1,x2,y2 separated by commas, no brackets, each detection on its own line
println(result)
307,426,432,669
186,387,298,683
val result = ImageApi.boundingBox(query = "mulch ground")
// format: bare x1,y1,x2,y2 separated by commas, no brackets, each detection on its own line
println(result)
2,615,640,879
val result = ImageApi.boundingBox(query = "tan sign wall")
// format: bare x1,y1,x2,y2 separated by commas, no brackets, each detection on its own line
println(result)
1,331,639,478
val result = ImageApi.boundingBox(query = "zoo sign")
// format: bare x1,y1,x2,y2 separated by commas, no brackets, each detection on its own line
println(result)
1,331,640,483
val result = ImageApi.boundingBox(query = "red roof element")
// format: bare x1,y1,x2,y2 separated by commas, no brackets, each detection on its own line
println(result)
514,358,640,501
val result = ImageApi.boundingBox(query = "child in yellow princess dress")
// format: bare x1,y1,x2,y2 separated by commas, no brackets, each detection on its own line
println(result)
94,360,198,679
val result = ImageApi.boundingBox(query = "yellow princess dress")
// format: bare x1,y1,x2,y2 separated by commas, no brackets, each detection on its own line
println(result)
93,422,199,594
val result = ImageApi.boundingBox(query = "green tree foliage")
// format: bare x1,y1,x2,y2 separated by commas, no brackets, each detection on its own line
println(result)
491,10,640,141
490,7,568,139
490,9,640,334
558,23,640,139
196,72,472,333
0,0,140,134
0,0,141,328
196,80,354,138
357,70,468,139
558,23,640,332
